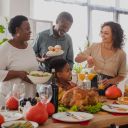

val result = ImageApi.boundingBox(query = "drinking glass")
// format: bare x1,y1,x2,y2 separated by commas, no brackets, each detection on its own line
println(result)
12,83,25,99
37,84,52,104
12,83,25,111
0,94,3,111
97,74,105,96
1,81,12,111
78,73,85,81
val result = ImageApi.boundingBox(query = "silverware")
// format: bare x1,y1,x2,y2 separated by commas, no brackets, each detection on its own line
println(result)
107,105,128,111
65,112,84,120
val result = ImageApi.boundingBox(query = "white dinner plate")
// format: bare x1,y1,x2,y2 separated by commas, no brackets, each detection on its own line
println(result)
102,104,128,113
52,112,94,122
46,50,64,57
1,120,39,128
0,111,23,122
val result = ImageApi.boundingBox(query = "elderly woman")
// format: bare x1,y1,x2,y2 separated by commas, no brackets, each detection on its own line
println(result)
0,15,39,100
75,21,126,91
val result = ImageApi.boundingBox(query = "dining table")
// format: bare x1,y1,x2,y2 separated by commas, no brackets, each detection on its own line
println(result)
2,97,128,128
38,98,128,128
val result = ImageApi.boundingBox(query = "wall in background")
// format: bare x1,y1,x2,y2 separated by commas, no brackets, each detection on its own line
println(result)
0,0,30,18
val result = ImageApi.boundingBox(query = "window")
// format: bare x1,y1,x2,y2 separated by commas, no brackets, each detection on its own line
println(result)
29,18,52,39
90,0,116,7
119,0,128,9
31,0,128,60
119,14,128,62
91,11,113,42
32,0,87,56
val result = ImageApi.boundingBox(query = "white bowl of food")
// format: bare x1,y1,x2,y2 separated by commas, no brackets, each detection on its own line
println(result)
27,71,52,84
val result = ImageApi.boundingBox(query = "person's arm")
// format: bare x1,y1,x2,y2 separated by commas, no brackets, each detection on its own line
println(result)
0,45,10,82
3,70,32,83
66,36,74,69
33,34,40,57
102,76,124,86
33,33,50,63
75,43,95,63
75,52,87,63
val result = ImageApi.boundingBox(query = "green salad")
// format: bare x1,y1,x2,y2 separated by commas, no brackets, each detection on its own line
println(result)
58,103,103,114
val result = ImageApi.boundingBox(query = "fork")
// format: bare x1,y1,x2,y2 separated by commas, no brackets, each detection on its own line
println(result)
65,112,83,120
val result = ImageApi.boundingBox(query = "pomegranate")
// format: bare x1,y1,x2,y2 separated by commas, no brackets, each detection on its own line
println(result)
46,102,55,116
105,85,122,99
25,102,48,124
6,96,18,110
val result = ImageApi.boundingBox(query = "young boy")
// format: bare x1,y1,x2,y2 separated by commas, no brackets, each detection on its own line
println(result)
49,58,76,101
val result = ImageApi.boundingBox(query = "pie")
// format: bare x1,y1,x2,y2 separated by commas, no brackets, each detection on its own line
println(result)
117,97,128,105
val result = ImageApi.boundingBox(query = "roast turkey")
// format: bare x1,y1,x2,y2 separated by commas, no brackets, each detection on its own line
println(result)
61,87,100,108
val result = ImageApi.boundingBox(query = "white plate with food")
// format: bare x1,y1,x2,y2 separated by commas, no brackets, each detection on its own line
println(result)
52,112,94,122
46,50,64,57
0,111,23,122
102,104,128,113
1,120,38,128
27,71,52,84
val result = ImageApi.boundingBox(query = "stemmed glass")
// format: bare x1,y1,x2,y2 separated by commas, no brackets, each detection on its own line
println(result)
78,72,85,82
12,83,25,111
0,93,10,112
37,84,52,105
1,81,12,112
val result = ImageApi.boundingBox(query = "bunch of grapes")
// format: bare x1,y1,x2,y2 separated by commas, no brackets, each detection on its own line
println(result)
20,97,38,107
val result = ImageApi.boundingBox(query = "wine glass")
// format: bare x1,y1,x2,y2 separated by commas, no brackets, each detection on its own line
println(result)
78,73,85,81
37,84,52,105
1,81,12,112
12,83,25,111
0,93,8,112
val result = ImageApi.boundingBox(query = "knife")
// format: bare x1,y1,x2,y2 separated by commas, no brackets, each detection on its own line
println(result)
107,105,128,111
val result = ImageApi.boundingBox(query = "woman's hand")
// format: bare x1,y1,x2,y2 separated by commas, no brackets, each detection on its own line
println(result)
75,53,86,63
102,76,124,87
4,70,32,84
86,56,95,68
102,79,112,87
18,71,32,83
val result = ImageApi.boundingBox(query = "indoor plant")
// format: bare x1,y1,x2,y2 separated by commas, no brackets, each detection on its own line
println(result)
0,17,8,45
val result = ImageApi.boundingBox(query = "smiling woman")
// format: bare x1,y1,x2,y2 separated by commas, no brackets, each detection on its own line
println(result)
75,21,126,94
0,15,39,100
